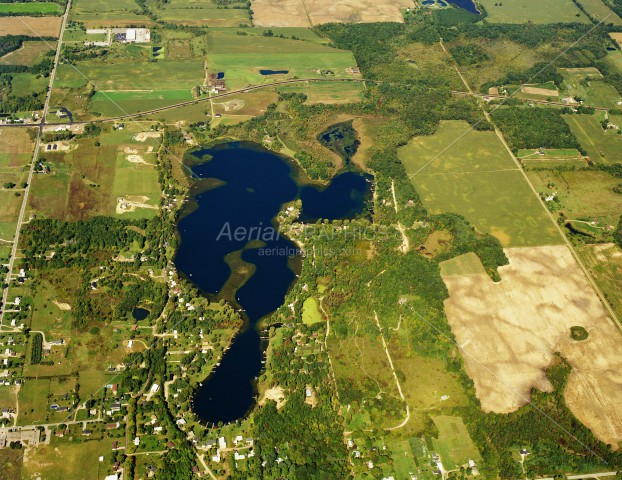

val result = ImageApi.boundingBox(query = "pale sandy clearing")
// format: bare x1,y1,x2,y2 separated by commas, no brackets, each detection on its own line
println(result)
116,196,158,214
521,86,559,97
442,245,622,446
251,0,413,27
53,300,71,311
260,386,286,409
133,132,161,142
124,147,138,154
126,154,149,165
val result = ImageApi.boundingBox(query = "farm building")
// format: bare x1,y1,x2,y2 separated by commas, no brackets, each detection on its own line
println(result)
113,28,151,44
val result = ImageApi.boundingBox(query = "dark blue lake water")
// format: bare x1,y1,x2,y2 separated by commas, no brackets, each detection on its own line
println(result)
175,141,371,424
259,69,289,75
447,0,479,14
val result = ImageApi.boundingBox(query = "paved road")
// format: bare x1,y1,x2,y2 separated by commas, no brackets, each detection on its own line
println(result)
0,0,72,328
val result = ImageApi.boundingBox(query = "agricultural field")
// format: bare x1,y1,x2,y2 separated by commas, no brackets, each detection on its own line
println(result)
205,30,359,90
577,0,622,24
577,243,622,319
477,0,590,23
0,16,62,37
146,0,251,27
0,41,54,66
28,126,161,220
69,0,152,27
441,245,622,446
0,2,61,15
53,59,203,118
251,0,413,27
563,113,622,163
0,129,35,261
398,120,561,247
527,169,622,231
277,81,365,105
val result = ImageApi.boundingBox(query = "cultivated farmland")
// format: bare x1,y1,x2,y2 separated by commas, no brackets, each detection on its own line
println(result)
251,0,413,27
398,120,561,247
0,2,61,15
69,0,152,27
205,31,358,89
0,16,62,36
576,0,622,24
476,0,590,23
146,0,251,27
563,113,622,163
441,245,622,446
0,41,54,67
577,243,622,319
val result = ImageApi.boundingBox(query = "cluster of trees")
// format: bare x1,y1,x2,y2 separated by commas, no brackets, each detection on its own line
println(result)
491,107,583,153
448,43,490,66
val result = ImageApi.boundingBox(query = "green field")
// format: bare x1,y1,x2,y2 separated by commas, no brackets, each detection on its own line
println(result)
560,68,622,109
17,379,50,425
147,0,250,26
398,121,561,247
89,90,194,117
0,41,53,66
277,81,364,104
577,243,622,319
10,72,49,96
576,0,622,24
432,416,481,470
70,0,152,26
439,252,487,277
477,0,590,23
527,169,622,227
0,2,61,14
23,437,119,480
563,114,622,163
205,31,358,90
518,148,586,168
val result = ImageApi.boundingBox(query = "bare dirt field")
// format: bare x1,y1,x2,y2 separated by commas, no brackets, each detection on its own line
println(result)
251,0,412,27
441,246,622,445
0,16,62,37
521,86,559,97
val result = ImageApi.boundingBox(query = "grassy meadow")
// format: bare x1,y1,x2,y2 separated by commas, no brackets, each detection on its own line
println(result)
577,243,622,319
399,121,562,247
563,113,622,163
576,0,622,24
0,41,54,66
146,0,251,26
0,2,61,14
477,0,590,23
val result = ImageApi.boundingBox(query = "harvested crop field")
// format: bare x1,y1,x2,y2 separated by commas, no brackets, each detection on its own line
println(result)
251,0,412,27
0,41,54,66
441,246,622,445
0,16,62,37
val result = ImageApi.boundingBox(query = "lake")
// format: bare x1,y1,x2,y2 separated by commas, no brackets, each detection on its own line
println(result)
175,141,371,424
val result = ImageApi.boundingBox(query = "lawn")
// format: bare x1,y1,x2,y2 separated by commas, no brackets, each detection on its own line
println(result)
398,121,561,247
576,0,622,24
431,415,481,470
0,2,61,14
577,243,622,319
563,113,622,164
477,0,590,23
